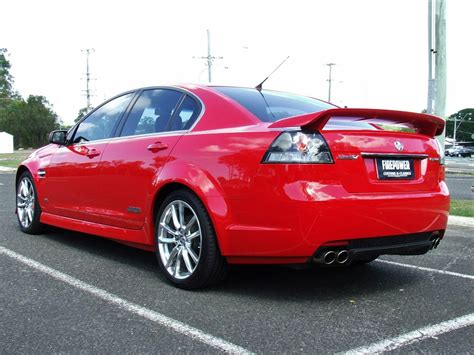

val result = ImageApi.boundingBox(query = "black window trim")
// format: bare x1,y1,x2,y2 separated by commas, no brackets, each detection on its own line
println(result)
67,90,138,145
115,88,184,138
66,86,205,145
115,87,203,138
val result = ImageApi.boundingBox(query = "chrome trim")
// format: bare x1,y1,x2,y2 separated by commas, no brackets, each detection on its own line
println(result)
394,140,404,152
429,157,440,162
361,153,429,159
337,154,359,160
72,130,186,146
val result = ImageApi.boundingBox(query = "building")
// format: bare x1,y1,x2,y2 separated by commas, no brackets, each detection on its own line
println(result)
0,132,14,153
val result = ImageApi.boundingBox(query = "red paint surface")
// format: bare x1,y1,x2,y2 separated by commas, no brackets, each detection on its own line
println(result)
19,84,449,263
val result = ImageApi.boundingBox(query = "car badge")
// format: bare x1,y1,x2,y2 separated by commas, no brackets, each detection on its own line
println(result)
394,141,404,151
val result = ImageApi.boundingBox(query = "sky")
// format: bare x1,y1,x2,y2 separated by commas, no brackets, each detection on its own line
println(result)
1,0,473,125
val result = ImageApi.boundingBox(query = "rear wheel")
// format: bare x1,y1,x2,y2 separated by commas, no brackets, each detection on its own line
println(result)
155,189,227,289
16,171,43,234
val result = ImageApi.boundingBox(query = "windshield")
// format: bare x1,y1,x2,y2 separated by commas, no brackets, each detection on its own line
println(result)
214,86,335,122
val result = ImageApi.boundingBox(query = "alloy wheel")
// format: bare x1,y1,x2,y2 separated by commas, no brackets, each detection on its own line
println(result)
158,200,202,280
17,177,35,229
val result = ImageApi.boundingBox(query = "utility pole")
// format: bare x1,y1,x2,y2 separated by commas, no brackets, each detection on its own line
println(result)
81,48,95,111
326,63,336,102
434,0,447,120
427,0,447,149
427,0,435,114
194,30,223,83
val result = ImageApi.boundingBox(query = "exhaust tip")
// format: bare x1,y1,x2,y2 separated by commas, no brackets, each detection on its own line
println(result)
336,250,350,264
323,251,336,264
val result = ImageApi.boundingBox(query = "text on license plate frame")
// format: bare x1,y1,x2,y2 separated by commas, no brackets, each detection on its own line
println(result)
376,158,415,180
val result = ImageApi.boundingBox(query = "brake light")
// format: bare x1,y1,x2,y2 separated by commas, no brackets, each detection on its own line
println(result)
434,138,445,165
439,164,446,182
263,131,333,164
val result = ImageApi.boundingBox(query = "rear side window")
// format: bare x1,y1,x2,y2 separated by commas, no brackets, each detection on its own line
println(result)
214,87,335,122
120,89,183,137
175,96,200,130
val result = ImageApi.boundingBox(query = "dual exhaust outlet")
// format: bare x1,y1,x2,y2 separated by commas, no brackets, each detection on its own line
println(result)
431,237,441,249
317,250,350,265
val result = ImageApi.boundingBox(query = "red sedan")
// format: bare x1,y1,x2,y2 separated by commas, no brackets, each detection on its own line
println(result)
16,85,449,289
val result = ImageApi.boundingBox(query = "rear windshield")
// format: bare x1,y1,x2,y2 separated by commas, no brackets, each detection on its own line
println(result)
213,86,335,122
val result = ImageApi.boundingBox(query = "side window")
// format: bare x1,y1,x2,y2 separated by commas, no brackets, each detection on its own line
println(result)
120,89,183,137
172,96,200,130
73,93,133,143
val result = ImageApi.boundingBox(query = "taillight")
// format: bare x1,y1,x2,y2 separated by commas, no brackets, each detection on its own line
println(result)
434,138,445,165
263,131,333,164
439,165,446,182
433,139,446,181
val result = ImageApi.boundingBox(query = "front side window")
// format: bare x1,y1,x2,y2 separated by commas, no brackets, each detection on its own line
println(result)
214,86,335,122
120,89,183,137
73,93,133,143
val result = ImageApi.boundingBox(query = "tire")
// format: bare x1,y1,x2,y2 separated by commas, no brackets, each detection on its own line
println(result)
155,189,227,289
16,171,43,234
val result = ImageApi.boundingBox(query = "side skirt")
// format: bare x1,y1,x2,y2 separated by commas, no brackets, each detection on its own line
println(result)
40,212,152,248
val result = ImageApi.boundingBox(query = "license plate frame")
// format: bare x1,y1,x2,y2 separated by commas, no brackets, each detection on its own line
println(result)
375,158,415,180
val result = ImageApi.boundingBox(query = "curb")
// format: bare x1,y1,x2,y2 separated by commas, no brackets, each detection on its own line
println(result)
448,215,474,228
0,166,16,173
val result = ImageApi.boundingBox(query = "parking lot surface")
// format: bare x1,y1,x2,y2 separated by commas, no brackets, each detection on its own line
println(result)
1,173,473,353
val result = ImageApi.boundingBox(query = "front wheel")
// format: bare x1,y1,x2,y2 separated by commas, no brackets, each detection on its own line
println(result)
155,189,227,289
16,171,43,234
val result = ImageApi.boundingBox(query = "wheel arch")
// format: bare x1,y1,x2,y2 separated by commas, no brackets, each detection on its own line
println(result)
149,177,231,255
16,165,30,186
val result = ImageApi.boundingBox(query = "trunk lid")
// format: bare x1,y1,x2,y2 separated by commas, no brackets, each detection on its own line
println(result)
268,108,444,193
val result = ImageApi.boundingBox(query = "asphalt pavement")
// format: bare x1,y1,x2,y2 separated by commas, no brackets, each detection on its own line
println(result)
0,172,473,354
446,175,473,200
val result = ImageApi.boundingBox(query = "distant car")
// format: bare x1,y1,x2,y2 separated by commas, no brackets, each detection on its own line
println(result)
15,85,449,289
446,146,473,157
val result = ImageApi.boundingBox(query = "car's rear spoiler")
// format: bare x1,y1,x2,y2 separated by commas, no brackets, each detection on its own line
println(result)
268,108,445,137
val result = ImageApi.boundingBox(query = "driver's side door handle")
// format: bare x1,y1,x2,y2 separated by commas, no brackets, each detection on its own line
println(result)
86,148,101,158
147,142,169,152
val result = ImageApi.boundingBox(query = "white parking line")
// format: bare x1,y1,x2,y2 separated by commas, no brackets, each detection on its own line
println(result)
0,246,252,354
342,312,474,354
376,259,474,280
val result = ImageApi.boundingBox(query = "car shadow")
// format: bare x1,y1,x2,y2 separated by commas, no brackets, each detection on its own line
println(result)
215,263,420,302
38,226,422,302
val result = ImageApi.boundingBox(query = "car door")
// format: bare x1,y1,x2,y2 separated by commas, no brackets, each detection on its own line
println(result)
42,93,135,223
95,89,201,230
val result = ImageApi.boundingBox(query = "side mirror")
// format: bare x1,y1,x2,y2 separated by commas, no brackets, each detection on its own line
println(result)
48,130,67,145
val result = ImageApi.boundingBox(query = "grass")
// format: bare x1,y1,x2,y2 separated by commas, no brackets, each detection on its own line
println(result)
451,200,474,217
0,150,33,168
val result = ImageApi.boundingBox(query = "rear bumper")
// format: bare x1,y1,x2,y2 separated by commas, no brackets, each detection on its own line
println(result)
311,230,443,266
220,182,450,264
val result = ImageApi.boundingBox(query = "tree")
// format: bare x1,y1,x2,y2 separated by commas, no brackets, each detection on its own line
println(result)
446,109,474,142
0,95,60,148
0,48,60,148
0,48,14,100
75,107,89,123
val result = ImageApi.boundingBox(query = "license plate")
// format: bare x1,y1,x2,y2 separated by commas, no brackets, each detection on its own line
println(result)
376,158,414,180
